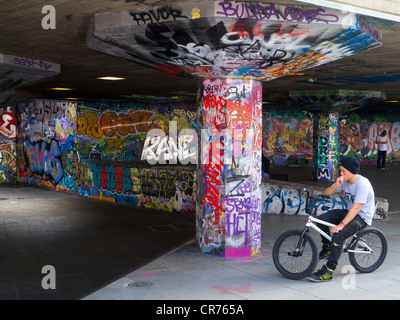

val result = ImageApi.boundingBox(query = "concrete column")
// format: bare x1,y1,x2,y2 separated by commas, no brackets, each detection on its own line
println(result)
312,112,339,182
196,78,262,258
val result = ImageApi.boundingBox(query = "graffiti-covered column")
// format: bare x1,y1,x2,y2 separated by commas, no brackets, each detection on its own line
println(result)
289,90,386,182
196,78,262,258
312,113,339,182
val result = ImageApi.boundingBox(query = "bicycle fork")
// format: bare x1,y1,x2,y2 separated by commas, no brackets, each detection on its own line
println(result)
291,226,310,257
292,216,330,256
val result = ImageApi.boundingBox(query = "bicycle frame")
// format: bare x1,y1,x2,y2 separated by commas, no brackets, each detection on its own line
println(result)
301,215,374,254
304,215,335,242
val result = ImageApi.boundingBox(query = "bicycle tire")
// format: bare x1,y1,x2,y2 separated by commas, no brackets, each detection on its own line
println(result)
348,228,387,273
273,229,319,280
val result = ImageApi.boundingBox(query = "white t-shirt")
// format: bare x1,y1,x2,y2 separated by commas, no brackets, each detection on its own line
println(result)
332,175,375,225
376,136,387,151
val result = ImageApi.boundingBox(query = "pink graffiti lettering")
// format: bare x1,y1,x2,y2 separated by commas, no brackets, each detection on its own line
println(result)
367,122,400,154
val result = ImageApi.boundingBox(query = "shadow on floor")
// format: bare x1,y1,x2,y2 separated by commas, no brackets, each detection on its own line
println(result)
0,184,195,300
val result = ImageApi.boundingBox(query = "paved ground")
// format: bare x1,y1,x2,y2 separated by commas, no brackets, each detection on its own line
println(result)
85,164,400,301
0,185,194,300
84,213,400,301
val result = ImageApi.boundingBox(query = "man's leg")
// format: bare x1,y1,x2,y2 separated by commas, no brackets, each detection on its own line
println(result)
326,215,367,270
308,209,348,282
316,209,348,258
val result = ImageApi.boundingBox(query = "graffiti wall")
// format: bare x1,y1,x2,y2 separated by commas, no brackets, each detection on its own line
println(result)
77,101,197,162
16,99,197,215
262,107,400,167
339,109,400,164
262,108,313,166
0,106,17,183
5,99,400,222
89,164,195,215
261,181,388,220
196,78,262,257
17,100,79,188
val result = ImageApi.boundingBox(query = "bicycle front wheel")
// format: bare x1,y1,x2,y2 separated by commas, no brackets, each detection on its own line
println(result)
348,228,388,273
273,229,319,280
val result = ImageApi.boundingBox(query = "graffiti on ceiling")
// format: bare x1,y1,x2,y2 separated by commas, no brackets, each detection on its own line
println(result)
86,1,381,82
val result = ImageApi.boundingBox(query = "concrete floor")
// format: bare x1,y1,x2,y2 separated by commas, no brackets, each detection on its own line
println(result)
0,185,194,299
84,214,400,300
85,164,400,301
0,163,398,300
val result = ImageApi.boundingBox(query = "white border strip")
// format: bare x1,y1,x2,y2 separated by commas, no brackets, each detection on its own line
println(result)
293,0,400,22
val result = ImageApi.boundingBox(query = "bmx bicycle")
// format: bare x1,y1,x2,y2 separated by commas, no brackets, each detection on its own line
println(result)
272,189,388,280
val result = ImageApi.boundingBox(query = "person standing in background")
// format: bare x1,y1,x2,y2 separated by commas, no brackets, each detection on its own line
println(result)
376,130,388,170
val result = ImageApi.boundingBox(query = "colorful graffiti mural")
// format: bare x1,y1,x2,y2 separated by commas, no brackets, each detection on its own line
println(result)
2,98,398,222
17,100,78,189
0,107,17,183
16,100,197,215
262,108,313,166
339,110,400,164
76,102,196,162
262,107,400,167
24,138,64,184
89,164,195,215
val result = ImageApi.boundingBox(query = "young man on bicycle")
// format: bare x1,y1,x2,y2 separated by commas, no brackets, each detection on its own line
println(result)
308,156,375,282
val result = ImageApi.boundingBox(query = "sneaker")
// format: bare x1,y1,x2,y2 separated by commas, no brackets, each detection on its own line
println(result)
319,246,330,260
308,265,334,282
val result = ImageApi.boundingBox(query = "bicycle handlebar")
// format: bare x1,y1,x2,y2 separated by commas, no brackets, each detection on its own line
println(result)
303,189,330,216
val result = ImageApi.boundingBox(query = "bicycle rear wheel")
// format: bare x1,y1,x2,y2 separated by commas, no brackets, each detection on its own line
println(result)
273,229,318,280
348,228,387,273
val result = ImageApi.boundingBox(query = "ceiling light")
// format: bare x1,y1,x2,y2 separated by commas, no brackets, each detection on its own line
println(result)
97,76,126,81
50,87,73,91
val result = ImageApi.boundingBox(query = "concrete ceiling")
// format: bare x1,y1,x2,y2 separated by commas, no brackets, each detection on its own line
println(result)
1,0,400,108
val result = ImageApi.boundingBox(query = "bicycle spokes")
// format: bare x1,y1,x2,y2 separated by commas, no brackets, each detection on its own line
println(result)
272,229,319,280
348,228,387,273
